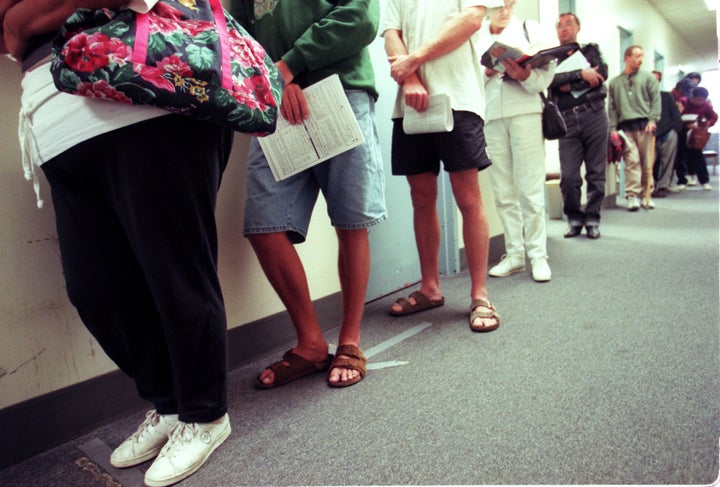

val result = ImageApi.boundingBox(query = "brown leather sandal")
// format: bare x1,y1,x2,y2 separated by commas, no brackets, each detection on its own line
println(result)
388,290,444,317
327,344,366,388
255,349,333,389
469,299,500,332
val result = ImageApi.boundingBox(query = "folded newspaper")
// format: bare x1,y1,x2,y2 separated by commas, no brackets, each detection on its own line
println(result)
403,93,453,135
259,74,365,181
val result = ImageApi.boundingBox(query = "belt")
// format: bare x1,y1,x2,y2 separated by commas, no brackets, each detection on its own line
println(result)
561,103,593,116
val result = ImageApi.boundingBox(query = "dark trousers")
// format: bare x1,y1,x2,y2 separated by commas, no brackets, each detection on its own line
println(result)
558,105,609,226
686,148,710,184
41,116,233,423
675,128,689,184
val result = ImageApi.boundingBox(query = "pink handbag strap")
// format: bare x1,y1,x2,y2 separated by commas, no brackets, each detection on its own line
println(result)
132,0,233,90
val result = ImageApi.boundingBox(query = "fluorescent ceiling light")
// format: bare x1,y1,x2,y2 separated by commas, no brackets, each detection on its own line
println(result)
705,0,717,10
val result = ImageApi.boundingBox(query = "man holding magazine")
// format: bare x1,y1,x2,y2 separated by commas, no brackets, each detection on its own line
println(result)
229,0,387,388
548,12,609,239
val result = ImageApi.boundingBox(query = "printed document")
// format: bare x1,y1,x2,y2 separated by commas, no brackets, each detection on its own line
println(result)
555,50,592,98
403,94,453,134
259,74,365,181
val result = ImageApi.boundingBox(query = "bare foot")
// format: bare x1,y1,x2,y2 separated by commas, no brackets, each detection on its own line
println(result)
470,300,499,332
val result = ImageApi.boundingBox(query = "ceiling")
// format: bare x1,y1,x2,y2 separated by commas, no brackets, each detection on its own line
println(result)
645,0,719,72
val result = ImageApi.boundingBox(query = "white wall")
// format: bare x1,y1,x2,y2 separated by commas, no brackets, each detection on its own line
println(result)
0,56,341,408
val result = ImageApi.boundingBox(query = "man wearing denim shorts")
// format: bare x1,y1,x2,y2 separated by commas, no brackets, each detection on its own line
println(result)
382,0,503,333
230,0,386,388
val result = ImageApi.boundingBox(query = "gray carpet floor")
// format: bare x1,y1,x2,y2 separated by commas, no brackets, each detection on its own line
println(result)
1,178,719,486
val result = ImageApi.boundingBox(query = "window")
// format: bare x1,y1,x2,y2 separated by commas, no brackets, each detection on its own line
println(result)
558,0,576,13
618,27,633,71
654,51,665,88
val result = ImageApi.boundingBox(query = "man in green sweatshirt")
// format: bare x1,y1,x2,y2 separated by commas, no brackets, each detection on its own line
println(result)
230,0,386,388
608,45,661,211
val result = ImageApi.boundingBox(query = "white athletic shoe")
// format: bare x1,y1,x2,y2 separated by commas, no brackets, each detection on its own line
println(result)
110,410,179,468
144,413,231,487
531,257,552,282
626,195,640,211
668,184,686,193
489,253,525,277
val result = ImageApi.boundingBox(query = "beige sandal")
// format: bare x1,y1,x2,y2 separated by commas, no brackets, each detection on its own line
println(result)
469,299,500,332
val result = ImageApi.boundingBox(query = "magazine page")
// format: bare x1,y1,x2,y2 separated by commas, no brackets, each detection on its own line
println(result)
555,49,591,98
259,74,365,181
402,94,453,135
481,41,528,73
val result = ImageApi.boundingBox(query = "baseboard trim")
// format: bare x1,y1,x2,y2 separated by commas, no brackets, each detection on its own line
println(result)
0,236,508,471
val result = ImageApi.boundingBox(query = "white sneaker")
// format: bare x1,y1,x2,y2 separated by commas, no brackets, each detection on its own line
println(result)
626,196,640,211
668,184,686,193
687,175,698,186
702,183,712,191
110,410,179,468
531,257,552,282
144,413,231,487
489,253,525,277
642,197,655,209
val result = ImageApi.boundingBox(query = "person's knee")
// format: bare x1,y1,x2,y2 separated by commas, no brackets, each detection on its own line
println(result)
409,186,438,212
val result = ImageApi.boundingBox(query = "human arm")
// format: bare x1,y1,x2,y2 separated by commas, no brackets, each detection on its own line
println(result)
1,0,130,60
701,103,718,128
607,81,618,133
505,57,555,94
549,44,607,92
279,0,379,83
388,5,487,84
384,27,429,112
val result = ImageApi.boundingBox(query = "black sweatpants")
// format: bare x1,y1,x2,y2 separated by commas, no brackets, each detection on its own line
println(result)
41,115,233,423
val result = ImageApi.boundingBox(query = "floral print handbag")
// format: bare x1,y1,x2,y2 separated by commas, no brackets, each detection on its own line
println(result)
50,0,282,135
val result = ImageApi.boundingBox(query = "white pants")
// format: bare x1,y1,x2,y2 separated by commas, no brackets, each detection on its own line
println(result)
485,113,548,259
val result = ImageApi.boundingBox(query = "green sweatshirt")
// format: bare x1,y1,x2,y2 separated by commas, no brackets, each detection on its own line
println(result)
229,0,379,99
607,69,661,130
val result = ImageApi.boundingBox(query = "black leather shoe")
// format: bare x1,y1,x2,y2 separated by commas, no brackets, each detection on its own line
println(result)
586,225,600,239
564,225,583,238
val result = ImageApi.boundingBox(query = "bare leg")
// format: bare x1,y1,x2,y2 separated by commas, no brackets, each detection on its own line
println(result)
448,169,497,328
328,228,370,384
248,232,329,386
389,173,444,313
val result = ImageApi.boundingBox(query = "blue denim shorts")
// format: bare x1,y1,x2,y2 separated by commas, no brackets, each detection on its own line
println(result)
243,91,387,243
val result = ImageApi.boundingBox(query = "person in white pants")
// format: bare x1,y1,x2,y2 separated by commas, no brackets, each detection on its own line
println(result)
478,0,555,282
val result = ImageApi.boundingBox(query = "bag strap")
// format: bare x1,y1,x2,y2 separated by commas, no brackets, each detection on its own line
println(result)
133,12,150,65
132,0,232,90
209,0,232,90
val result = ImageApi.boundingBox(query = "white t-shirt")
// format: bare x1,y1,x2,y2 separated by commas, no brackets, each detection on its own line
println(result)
380,0,504,119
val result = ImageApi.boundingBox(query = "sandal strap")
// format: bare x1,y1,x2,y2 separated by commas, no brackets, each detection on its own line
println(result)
334,344,366,361
331,345,367,377
470,298,494,311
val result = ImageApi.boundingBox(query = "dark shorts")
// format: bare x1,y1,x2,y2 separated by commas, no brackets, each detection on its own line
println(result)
391,111,492,176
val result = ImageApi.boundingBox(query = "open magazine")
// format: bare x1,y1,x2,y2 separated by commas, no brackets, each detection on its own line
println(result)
259,74,365,181
481,42,579,73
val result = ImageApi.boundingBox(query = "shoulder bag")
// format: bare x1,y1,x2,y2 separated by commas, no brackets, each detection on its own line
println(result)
50,0,282,134
540,92,567,140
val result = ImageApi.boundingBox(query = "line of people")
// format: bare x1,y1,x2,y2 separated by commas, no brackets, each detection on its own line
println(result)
3,0,716,486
